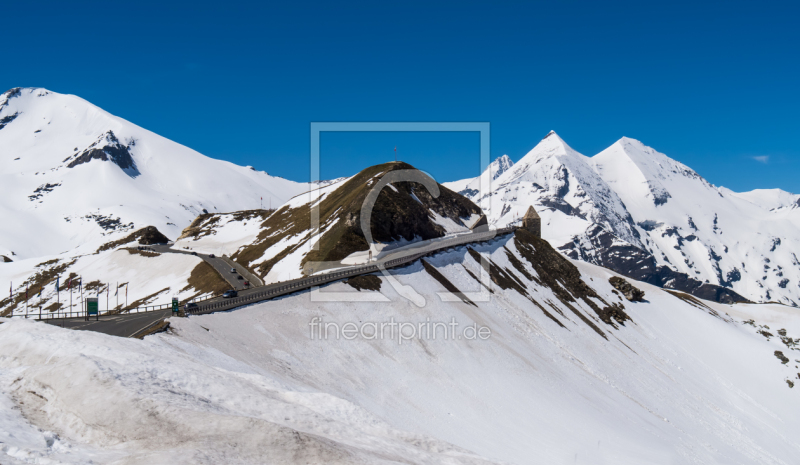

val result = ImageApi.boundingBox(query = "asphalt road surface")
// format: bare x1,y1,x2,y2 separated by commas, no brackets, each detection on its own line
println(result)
44,309,173,338
149,245,253,291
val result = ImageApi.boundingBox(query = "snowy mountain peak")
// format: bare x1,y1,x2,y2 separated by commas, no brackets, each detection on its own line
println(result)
488,154,513,180
0,88,310,260
530,130,574,156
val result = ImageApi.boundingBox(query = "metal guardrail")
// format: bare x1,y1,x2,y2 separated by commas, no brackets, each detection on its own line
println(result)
185,226,515,316
9,227,515,320
9,290,221,321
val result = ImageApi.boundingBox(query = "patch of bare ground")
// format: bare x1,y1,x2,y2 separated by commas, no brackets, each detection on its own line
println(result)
421,259,476,306
179,209,275,241
345,275,382,291
511,229,634,335
231,162,482,278
96,226,169,253
0,258,76,317
775,351,790,364
179,261,230,303
609,276,645,302
466,246,566,329
133,320,171,339
114,288,171,314
125,248,159,257
665,290,731,321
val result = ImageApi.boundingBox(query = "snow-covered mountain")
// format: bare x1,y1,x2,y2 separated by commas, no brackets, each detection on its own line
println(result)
0,87,309,261
3,230,799,463
445,131,800,306
444,154,514,197
175,161,485,284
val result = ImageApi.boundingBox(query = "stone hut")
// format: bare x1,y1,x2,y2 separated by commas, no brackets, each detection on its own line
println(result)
522,206,541,237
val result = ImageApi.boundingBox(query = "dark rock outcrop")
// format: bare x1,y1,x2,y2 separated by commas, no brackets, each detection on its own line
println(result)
559,224,749,304
0,112,19,130
66,131,139,177
609,276,645,302
1,255,12,263
138,226,170,245
96,226,169,253
345,275,382,292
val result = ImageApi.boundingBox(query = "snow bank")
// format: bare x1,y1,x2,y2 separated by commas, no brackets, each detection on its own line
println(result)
2,235,799,464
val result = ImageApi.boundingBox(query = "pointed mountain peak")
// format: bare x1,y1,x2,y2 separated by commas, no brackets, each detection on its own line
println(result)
486,154,514,180
519,130,583,163
615,136,649,152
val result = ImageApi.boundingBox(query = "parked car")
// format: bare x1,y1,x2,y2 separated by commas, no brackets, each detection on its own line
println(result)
230,268,237,273
184,302,198,311
223,290,238,298
209,254,215,258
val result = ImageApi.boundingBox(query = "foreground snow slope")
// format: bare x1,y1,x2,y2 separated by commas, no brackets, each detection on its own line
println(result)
1,232,798,464
445,132,800,306
0,87,309,261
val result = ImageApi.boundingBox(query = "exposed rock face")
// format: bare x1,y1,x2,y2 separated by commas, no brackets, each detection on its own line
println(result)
138,226,170,245
1,255,12,263
609,276,645,302
65,131,140,177
0,112,19,130
559,225,748,304
345,275,382,291
183,162,485,281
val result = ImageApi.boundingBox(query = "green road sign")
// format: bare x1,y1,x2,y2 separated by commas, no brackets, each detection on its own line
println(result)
87,298,99,316
172,298,179,313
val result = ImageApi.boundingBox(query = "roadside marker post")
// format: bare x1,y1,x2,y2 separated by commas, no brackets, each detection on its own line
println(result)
172,297,179,315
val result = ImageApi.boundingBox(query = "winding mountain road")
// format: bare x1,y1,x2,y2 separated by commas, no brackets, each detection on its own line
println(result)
45,226,517,337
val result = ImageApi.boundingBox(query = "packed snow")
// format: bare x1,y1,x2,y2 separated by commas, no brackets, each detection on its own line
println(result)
1,235,798,464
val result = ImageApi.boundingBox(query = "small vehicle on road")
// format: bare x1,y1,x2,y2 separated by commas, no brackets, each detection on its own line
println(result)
191,252,197,256
237,275,244,280
230,268,237,273
223,290,238,298
184,302,198,311
209,254,215,258
244,281,250,288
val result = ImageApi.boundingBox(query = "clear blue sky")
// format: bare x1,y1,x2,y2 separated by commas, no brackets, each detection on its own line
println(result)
3,0,798,192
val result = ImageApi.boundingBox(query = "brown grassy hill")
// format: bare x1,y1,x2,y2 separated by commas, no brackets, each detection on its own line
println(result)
182,162,484,279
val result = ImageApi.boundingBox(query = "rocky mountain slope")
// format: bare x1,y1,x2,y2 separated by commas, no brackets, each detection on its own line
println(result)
175,161,485,284
445,132,800,306
2,230,798,464
0,87,309,261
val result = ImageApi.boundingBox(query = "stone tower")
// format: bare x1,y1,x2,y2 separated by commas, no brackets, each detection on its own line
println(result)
522,205,541,237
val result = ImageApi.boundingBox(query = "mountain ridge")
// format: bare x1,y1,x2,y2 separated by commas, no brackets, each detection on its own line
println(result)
445,132,798,305
0,87,309,260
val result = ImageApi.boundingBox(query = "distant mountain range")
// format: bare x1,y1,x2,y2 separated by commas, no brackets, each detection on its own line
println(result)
445,131,800,306
2,87,797,307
